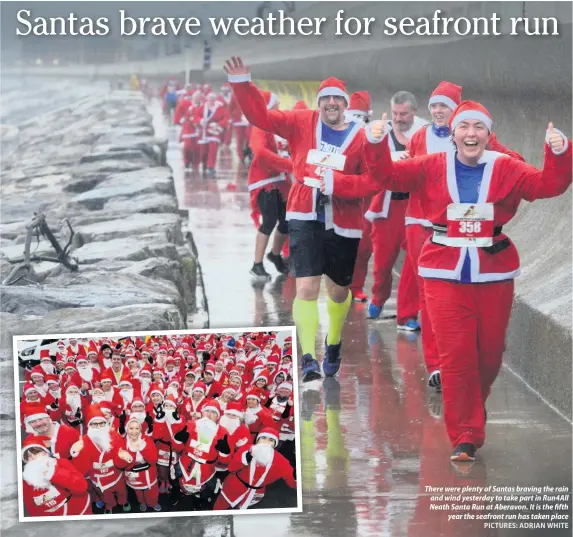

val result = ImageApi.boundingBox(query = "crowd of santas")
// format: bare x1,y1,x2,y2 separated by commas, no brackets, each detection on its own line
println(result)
19,332,298,517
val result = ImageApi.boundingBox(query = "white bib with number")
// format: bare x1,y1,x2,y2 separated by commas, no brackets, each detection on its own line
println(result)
434,203,495,247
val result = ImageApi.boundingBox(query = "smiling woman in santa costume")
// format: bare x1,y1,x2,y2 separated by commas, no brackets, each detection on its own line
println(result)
22,435,91,517
358,101,572,461
224,56,383,382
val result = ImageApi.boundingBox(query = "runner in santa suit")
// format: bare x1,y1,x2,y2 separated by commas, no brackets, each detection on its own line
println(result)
342,91,375,302
37,349,57,377
116,415,162,512
228,86,251,161
65,337,84,359
21,435,91,517
365,91,427,330
20,385,45,427
60,384,88,435
118,398,153,438
225,57,383,382
28,367,49,397
179,91,203,170
152,395,186,494
213,428,296,510
99,344,113,370
173,84,195,125
244,393,278,442
70,405,132,513
196,92,229,176
215,401,252,473
43,376,62,421
99,372,124,416
104,351,131,386
75,356,101,399
213,359,230,388
23,402,81,459
203,364,223,398
173,399,231,505
161,78,181,124
218,83,234,146
248,90,292,280
137,365,153,404
363,102,572,460
181,382,208,422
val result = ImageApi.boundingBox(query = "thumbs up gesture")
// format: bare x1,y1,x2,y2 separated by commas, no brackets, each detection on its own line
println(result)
547,122,565,153
369,112,388,140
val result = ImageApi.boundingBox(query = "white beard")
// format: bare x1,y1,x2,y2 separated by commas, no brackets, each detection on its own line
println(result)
66,393,81,412
35,384,48,397
120,390,134,405
244,407,260,425
92,394,104,404
49,388,61,399
103,358,112,369
88,426,111,452
23,456,56,489
40,363,55,375
166,386,179,398
78,367,93,383
220,415,240,434
195,417,218,443
90,361,101,373
103,389,114,402
252,443,274,466
164,409,179,425
129,411,146,424
140,379,151,399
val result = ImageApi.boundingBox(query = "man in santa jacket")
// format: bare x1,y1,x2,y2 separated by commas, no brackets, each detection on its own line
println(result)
99,372,124,416
21,435,91,517
75,356,101,398
404,81,524,391
116,415,161,512
203,364,223,398
365,90,427,330
179,90,203,170
196,91,229,176
104,351,131,386
244,393,278,442
215,401,252,473
213,428,296,510
27,367,49,397
248,90,292,279
265,382,295,443
60,384,88,434
225,57,384,382
23,402,81,459
70,405,132,513
364,101,571,461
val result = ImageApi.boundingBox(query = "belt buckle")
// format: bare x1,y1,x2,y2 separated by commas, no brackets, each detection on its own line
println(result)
317,193,330,208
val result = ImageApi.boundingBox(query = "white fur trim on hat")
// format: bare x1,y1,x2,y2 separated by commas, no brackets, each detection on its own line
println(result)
316,87,350,106
257,430,279,445
24,385,39,395
428,95,458,112
225,409,243,418
451,110,492,131
22,443,50,459
25,411,50,423
278,382,293,391
203,404,220,416
246,393,261,400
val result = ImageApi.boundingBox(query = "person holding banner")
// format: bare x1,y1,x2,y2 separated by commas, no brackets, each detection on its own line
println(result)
358,102,572,461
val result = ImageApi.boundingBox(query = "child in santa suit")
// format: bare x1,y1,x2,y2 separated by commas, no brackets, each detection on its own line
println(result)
244,393,278,442
151,395,186,494
21,435,91,517
213,428,296,510
70,405,132,513
115,415,162,512
364,102,571,461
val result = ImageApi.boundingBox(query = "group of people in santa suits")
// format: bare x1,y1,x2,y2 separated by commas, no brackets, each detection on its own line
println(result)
223,56,572,462
19,332,298,517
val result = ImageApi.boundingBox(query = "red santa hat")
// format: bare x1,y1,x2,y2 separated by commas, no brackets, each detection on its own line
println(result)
85,404,107,426
100,371,114,383
449,100,492,132
23,382,39,396
347,91,372,119
130,397,145,410
45,374,59,386
118,379,134,389
202,398,221,417
428,81,463,112
76,346,87,358
87,342,98,356
39,349,51,361
278,381,293,392
99,401,114,413
246,392,261,401
225,401,244,418
65,383,81,394
193,381,206,394
221,385,237,396
257,427,279,447
252,372,269,385
63,362,77,372
22,402,49,426
76,356,88,365
204,364,216,376
163,394,178,409
21,434,51,460
220,82,231,92
316,77,349,106
139,364,152,377
149,383,164,397
260,90,278,110
292,100,308,110
92,386,104,396
229,368,241,378
165,356,176,365
30,366,45,378
55,353,66,364
57,340,66,348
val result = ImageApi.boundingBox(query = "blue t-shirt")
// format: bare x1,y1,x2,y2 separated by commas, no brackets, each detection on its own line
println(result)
455,155,486,283
316,122,355,223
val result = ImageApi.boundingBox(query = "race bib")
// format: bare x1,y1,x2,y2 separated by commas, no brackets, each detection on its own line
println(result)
306,149,346,172
445,203,495,247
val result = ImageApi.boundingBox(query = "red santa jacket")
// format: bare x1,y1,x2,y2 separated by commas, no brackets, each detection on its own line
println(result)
181,396,207,422
229,77,381,238
27,423,80,460
152,417,186,467
220,445,296,509
228,93,248,126
266,396,295,440
100,387,125,416
174,94,193,125
244,406,279,439
364,134,572,282
22,458,91,517
71,431,125,491
103,366,132,386
195,102,229,144
115,436,158,490
405,126,525,227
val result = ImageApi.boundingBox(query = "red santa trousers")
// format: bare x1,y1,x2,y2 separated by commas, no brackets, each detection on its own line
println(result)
97,478,128,510
405,224,439,372
424,278,514,449
349,217,372,293
133,483,160,507
183,138,200,169
370,199,418,323
200,141,219,169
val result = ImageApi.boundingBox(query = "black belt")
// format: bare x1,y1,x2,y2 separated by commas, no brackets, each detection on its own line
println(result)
433,224,503,236
186,456,218,473
237,473,265,490
391,192,409,200
130,463,151,473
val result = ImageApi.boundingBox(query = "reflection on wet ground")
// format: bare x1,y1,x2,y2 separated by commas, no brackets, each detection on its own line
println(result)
166,127,572,537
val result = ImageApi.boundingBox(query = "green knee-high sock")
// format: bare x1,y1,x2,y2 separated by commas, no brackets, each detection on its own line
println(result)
326,291,352,346
293,297,319,358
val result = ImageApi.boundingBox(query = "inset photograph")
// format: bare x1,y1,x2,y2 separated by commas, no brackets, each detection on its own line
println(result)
14,328,301,521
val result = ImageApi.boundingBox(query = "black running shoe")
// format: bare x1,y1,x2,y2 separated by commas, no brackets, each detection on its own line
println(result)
266,252,288,275
250,263,271,280
450,443,476,462
428,370,442,392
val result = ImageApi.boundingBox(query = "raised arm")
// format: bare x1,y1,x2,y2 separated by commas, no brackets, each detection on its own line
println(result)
511,124,571,201
224,56,295,140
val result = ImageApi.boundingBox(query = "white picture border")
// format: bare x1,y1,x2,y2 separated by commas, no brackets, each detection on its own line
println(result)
13,325,302,522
